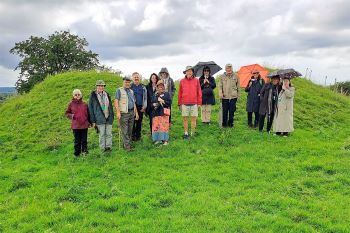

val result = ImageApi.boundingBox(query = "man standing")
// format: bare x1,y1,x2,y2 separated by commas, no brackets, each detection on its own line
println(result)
88,80,114,151
114,77,139,151
218,63,240,128
130,72,147,141
178,66,202,139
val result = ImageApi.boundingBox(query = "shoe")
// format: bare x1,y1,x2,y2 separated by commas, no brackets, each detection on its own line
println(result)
104,147,111,152
183,134,189,140
163,141,169,146
154,141,162,145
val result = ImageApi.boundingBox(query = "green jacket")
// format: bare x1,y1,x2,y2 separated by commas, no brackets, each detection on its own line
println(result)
88,91,114,125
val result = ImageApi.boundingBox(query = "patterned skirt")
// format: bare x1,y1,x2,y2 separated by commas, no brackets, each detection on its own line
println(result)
152,115,170,141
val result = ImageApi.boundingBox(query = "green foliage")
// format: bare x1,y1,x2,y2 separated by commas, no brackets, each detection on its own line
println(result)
10,31,99,94
0,71,350,232
330,81,350,96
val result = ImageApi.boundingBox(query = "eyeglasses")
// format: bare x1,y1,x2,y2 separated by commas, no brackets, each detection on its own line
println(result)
74,94,81,96
204,70,210,72
253,72,259,75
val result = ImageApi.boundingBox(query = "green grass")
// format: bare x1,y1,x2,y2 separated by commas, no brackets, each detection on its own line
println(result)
0,71,350,232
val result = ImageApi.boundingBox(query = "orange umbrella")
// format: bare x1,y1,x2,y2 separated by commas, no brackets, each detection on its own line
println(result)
237,64,269,88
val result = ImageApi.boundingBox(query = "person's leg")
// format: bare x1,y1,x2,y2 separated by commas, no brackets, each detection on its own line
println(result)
72,129,81,156
190,105,198,135
136,107,143,139
254,112,260,128
259,114,265,132
128,112,135,147
207,105,212,123
247,112,253,127
201,105,206,123
120,114,130,148
267,112,275,133
81,128,88,153
105,124,113,149
228,98,237,127
97,124,106,150
222,99,229,127
183,116,189,134
149,115,153,134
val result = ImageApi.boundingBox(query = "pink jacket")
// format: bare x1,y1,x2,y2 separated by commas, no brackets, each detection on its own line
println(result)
178,76,202,105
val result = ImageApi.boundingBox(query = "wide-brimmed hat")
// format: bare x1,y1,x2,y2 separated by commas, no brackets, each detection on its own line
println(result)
96,80,106,86
183,65,194,74
159,67,169,75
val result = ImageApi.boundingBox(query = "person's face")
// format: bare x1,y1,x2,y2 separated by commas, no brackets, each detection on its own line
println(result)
225,66,233,74
151,75,157,84
124,80,131,88
133,75,140,84
160,72,167,79
203,69,210,76
272,78,280,85
186,69,193,78
157,84,165,93
73,93,81,100
96,85,105,93
253,72,260,78
283,79,290,87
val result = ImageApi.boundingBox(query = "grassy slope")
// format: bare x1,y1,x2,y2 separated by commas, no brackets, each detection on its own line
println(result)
0,71,350,232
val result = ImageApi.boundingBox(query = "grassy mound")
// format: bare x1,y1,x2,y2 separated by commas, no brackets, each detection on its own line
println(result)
0,71,350,232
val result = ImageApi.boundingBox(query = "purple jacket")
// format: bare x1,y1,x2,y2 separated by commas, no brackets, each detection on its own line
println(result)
65,99,90,129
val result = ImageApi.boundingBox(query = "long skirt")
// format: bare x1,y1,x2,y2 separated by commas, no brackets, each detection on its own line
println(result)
152,115,170,141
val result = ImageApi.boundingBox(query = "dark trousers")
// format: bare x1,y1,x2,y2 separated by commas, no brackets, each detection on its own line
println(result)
259,112,275,132
248,112,259,127
132,105,144,140
72,128,88,156
222,98,237,127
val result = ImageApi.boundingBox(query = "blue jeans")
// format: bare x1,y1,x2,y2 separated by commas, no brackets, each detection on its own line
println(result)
222,98,237,127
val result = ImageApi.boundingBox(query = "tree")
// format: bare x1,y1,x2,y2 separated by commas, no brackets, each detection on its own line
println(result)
10,31,99,93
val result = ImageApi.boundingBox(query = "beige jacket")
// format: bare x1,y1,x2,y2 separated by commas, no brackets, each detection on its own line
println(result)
218,72,240,99
273,87,295,133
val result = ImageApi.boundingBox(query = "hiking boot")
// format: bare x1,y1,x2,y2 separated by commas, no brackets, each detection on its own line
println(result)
183,134,189,140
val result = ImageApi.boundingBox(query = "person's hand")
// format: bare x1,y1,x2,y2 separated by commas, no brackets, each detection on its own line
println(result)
141,107,145,113
219,94,223,99
117,112,121,120
135,114,139,120
92,123,96,128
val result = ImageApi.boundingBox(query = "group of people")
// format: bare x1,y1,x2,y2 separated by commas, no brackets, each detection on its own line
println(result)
65,64,295,156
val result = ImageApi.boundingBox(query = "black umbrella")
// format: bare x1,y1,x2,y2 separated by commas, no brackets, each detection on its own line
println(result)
193,61,222,77
268,68,302,79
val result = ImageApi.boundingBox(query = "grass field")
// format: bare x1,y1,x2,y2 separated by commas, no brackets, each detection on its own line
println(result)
0,71,350,232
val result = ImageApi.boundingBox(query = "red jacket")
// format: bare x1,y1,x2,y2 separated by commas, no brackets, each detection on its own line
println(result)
178,76,202,105
65,99,90,129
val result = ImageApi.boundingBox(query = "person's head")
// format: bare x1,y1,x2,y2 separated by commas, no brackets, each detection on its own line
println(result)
159,67,169,79
95,80,106,93
156,80,165,93
271,76,280,85
225,63,233,75
149,73,159,85
203,66,211,77
123,77,132,88
283,78,291,87
72,89,82,100
132,72,141,85
183,66,194,78
252,70,260,79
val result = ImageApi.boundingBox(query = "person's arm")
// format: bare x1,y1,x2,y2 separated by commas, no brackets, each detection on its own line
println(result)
199,78,205,89
260,85,266,101
236,74,240,99
197,79,202,106
134,103,139,120
284,87,295,98
218,76,223,99
210,77,216,89
114,90,121,120
65,102,74,120
171,79,176,96
142,87,147,112
178,80,182,106
163,93,171,107
245,80,251,92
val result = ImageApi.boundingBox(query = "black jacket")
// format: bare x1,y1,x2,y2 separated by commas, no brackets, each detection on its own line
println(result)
245,77,264,112
259,83,280,115
151,92,172,117
199,75,216,105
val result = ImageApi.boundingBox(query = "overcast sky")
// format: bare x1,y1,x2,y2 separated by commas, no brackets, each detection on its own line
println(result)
1,0,349,86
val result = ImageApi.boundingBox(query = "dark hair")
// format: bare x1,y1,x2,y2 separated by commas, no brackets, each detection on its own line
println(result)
148,73,159,86
202,66,211,75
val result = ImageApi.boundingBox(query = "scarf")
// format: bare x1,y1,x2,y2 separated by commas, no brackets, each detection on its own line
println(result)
96,91,109,119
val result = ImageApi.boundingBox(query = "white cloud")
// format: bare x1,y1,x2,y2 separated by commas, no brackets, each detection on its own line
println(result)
135,0,171,31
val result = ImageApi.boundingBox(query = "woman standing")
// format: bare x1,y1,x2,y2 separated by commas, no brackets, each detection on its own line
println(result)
273,77,295,137
199,66,216,124
151,80,172,145
146,73,160,132
245,71,264,128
